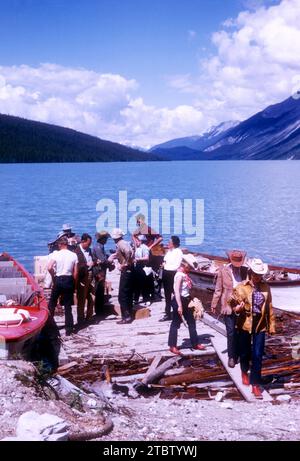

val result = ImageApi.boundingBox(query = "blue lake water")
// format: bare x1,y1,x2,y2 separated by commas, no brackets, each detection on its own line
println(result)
0,161,300,272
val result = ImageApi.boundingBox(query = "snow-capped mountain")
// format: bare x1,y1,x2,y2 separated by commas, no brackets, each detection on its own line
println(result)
150,94,300,160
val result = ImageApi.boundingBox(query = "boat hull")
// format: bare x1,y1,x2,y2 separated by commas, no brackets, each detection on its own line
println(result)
0,253,49,359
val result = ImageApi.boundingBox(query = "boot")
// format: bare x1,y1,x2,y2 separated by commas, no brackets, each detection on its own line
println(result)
169,346,183,356
241,371,250,386
252,385,263,398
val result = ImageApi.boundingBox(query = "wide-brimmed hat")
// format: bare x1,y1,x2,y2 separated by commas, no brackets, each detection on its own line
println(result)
182,253,198,270
248,258,268,275
95,231,110,241
61,223,75,237
226,250,247,267
111,228,125,240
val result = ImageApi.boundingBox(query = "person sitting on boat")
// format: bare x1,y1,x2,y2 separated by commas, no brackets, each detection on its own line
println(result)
92,231,114,316
228,258,276,398
211,250,248,368
47,236,78,336
168,256,206,355
160,236,183,322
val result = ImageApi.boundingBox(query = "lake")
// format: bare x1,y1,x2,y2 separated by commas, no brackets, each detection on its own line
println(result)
0,161,300,272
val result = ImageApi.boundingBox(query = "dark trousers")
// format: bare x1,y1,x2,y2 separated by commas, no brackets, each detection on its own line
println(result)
133,263,152,302
168,296,199,348
238,329,266,385
95,281,105,315
149,254,164,297
162,269,176,316
48,275,75,333
118,269,134,320
224,314,239,360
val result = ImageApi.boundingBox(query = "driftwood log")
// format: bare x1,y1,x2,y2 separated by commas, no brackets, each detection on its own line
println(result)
68,417,114,441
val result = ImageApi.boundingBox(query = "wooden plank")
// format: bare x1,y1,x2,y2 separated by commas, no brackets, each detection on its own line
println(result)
202,312,227,336
210,332,273,403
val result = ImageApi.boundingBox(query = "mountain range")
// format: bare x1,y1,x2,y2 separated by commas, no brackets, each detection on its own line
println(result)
0,93,299,162
150,94,300,160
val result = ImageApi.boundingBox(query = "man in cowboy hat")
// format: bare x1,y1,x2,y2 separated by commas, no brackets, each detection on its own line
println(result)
60,224,81,248
92,231,114,315
108,228,134,324
228,258,276,398
211,250,248,368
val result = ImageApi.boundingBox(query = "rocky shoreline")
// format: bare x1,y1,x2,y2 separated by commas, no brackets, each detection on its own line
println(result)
1,359,300,441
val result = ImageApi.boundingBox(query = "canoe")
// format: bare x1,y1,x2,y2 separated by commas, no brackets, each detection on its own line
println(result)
187,251,300,314
0,253,49,359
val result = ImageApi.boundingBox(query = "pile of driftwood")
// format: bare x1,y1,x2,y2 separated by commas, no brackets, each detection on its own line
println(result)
60,307,300,403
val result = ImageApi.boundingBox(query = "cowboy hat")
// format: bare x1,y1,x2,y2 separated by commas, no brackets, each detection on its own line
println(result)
182,253,199,270
95,230,110,240
110,228,125,240
61,223,75,237
226,249,247,267
248,258,268,275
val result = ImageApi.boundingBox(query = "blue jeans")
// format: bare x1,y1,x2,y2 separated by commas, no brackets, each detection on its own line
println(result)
168,296,199,348
224,314,239,361
238,329,265,385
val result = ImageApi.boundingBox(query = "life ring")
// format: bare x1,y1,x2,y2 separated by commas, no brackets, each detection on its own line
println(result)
0,307,31,326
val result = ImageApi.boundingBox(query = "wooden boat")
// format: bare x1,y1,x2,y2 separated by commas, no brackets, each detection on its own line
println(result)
0,253,49,359
186,251,300,314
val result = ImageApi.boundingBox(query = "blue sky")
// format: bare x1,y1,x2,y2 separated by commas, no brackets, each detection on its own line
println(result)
0,0,298,147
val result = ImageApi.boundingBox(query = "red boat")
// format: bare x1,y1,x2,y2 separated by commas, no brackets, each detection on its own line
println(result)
0,253,49,359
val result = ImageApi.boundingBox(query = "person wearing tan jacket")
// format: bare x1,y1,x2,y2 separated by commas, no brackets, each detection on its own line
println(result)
211,250,248,368
228,258,276,398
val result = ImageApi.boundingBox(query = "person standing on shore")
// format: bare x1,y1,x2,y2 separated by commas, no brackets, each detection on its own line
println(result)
75,233,95,325
168,256,206,355
228,258,276,398
211,250,248,368
132,213,164,299
109,228,134,324
133,235,151,306
47,236,78,336
160,236,183,322
92,231,114,316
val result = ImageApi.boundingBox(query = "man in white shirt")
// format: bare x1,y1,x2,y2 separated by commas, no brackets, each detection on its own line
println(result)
48,236,78,335
160,236,183,321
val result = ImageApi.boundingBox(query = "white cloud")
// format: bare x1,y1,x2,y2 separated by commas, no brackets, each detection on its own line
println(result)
169,0,300,127
0,0,299,148
0,63,205,148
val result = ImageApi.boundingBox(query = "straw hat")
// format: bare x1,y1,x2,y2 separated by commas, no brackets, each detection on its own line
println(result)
110,228,125,239
248,258,268,275
226,249,246,267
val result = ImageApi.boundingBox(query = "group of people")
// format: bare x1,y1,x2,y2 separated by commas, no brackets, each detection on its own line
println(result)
45,220,276,398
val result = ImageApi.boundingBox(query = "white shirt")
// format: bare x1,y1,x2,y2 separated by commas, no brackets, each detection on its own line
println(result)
227,263,243,288
174,271,190,297
80,244,93,267
135,244,150,260
164,248,183,271
50,249,78,277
